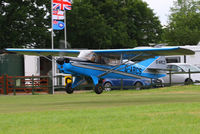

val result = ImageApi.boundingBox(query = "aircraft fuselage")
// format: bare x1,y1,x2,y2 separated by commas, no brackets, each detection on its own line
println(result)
57,60,165,80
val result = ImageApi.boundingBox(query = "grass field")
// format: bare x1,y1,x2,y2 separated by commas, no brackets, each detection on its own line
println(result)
0,85,200,134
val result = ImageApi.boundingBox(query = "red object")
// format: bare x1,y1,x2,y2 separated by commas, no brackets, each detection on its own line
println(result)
53,0,71,10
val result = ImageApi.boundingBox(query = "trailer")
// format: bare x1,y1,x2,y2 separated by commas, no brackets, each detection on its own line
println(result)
165,46,200,67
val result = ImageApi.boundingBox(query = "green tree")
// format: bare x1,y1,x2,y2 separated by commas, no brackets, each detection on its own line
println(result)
66,0,162,49
162,0,200,45
66,2,113,49
124,0,162,46
0,0,51,49
0,0,162,49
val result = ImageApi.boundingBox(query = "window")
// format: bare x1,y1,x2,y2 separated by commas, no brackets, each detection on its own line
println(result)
166,57,181,63
179,65,200,72
168,65,183,73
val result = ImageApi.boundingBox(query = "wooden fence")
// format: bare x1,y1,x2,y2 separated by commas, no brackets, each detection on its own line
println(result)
0,75,4,94
0,75,52,95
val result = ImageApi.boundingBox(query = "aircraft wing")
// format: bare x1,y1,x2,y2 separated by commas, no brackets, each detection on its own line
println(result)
5,47,194,60
92,47,194,55
5,48,80,57
92,47,194,60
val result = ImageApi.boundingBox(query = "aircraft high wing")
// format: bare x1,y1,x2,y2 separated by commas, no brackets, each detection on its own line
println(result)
5,47,194,94
6,47,193,57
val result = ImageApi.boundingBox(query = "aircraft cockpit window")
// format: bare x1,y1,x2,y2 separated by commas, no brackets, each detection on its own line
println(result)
78,51,121,65
106,58,120,65
94,56,120,65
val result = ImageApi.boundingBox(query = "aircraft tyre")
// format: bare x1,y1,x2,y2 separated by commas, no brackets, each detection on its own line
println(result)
65,83,74,94
94,84,104,94
134,82,143,90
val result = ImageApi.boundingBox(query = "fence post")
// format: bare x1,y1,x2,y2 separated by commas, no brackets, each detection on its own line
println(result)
48,76,53,94
188,69,191,80
13,77,16,96
3,74,8,95
120,79,123,90
169,70,172,86
31,75,35,95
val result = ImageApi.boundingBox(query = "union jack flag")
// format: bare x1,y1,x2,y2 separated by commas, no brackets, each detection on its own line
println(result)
53,0,72,10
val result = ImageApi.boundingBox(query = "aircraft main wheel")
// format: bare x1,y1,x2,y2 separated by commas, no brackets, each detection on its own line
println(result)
184,78,193,85
103,82,112,91
134,82,143,90
94,84,104,94
65,84,74,94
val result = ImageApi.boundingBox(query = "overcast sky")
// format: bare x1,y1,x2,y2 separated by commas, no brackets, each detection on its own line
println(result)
142,0,175,26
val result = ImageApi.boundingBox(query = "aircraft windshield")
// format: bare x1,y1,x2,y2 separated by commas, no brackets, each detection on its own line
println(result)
179,65,200,72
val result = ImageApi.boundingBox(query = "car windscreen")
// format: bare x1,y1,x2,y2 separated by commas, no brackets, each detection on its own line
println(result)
179,65,200,72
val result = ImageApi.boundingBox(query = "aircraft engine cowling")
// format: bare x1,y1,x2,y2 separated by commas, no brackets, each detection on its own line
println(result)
56,58,70,65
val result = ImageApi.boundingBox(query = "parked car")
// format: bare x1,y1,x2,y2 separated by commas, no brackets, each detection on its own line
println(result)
195,65,200,69
160,63,200,85
102,78,160,91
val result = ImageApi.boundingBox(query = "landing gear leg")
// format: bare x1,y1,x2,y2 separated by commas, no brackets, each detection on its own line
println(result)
91,76,104,94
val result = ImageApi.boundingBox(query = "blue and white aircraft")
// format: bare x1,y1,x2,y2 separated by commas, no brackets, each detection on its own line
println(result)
6,47,194,94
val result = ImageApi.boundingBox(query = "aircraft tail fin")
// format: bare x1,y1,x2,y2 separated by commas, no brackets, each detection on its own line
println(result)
137,56,167,71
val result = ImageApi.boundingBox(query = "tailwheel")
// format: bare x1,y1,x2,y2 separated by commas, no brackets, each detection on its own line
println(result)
94,84,104,94
65,83,74,94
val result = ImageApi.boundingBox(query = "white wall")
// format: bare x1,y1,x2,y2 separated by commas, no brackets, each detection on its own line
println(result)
24,55,40,76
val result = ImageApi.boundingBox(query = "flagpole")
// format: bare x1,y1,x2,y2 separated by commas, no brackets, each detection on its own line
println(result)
51,0,54,49
64,11,67,48
51,0,55,94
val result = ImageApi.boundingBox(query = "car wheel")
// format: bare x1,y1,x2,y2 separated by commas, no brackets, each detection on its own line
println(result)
134,82,143,90
103,82,112,91
184,78,193,85
94,84,104,94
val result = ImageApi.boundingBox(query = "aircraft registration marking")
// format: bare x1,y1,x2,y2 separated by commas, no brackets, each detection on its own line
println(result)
125,65,142,75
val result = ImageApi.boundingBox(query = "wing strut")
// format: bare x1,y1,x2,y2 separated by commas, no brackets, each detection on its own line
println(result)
98,53,143,78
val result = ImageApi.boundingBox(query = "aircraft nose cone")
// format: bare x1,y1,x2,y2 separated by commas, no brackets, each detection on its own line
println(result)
56,58,70,65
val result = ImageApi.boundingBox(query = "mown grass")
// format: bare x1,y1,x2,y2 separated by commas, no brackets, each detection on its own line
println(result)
0,85,200,134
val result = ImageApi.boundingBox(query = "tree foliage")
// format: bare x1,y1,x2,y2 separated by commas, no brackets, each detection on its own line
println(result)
0,0,51,49
162,0,200,45
0,0,162,49
67,0,162,49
